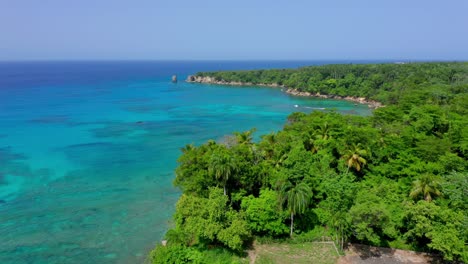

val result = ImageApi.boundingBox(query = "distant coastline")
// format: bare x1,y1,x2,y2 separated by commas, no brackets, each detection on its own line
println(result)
186,75,384,109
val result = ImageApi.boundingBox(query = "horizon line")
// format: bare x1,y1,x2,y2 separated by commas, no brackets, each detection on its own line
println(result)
1,58,466,63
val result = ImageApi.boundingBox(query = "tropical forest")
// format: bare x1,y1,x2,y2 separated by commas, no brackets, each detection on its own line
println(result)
150,62,468,263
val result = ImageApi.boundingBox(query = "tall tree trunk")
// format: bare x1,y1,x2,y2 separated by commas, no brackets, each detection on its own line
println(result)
224,185,226,196
335,232,339,248
290,212,294,238
341,235,344,251
341,225,344,251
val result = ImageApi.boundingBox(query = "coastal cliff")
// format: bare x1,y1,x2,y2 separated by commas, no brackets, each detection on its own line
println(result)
186,75,383,109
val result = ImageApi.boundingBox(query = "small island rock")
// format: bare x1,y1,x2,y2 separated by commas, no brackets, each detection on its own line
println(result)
186,75,195,82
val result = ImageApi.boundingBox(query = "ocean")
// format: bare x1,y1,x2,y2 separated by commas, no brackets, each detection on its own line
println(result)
0,61,372,263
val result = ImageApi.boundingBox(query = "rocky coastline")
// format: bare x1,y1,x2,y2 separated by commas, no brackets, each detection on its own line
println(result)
186,75,384,109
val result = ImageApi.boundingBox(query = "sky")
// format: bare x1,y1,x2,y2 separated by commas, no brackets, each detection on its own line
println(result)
1,0,467,60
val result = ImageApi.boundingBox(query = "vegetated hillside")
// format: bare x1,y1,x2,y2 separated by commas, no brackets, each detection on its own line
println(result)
150,62,468,264
196,62,468,105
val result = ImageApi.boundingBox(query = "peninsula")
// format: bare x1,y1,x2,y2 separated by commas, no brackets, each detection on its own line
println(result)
187,62,468,109
151,62,468,264
187,75,383,109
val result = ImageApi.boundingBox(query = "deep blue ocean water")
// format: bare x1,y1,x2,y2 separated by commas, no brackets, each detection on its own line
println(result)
0,61,373,263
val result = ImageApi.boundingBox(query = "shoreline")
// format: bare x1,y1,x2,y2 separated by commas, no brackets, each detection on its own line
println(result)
186,75,384,109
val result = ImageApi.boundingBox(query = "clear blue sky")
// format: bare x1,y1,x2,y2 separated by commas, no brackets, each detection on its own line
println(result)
1,0,467,60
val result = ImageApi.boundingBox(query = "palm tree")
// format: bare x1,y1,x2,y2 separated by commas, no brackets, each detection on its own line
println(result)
278,181,312,237
209,149,237,195
342,143,368,174
315,122,331,140
302,123,331,154
302,130,318,153
234,129,256,146
410,173,442,202
330,211,349,251
180,144,195,153
261,133,278,159
206,139,217,146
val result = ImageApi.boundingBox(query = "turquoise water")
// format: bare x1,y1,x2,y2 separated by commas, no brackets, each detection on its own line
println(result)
0,61,371,263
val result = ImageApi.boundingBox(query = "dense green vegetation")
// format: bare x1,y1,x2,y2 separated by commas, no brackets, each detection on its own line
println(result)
197,62,468,105
150,62,468,263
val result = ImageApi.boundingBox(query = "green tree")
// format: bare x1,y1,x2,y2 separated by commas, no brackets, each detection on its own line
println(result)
241,189,289,236
349,192,392,246
409,173,442,202
316,174,356,250
150,244,202,264
208,148,238,195
174,188,251,251
278,181,312,237
441,171,468,210
174,143,216,196
404,201,467,262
